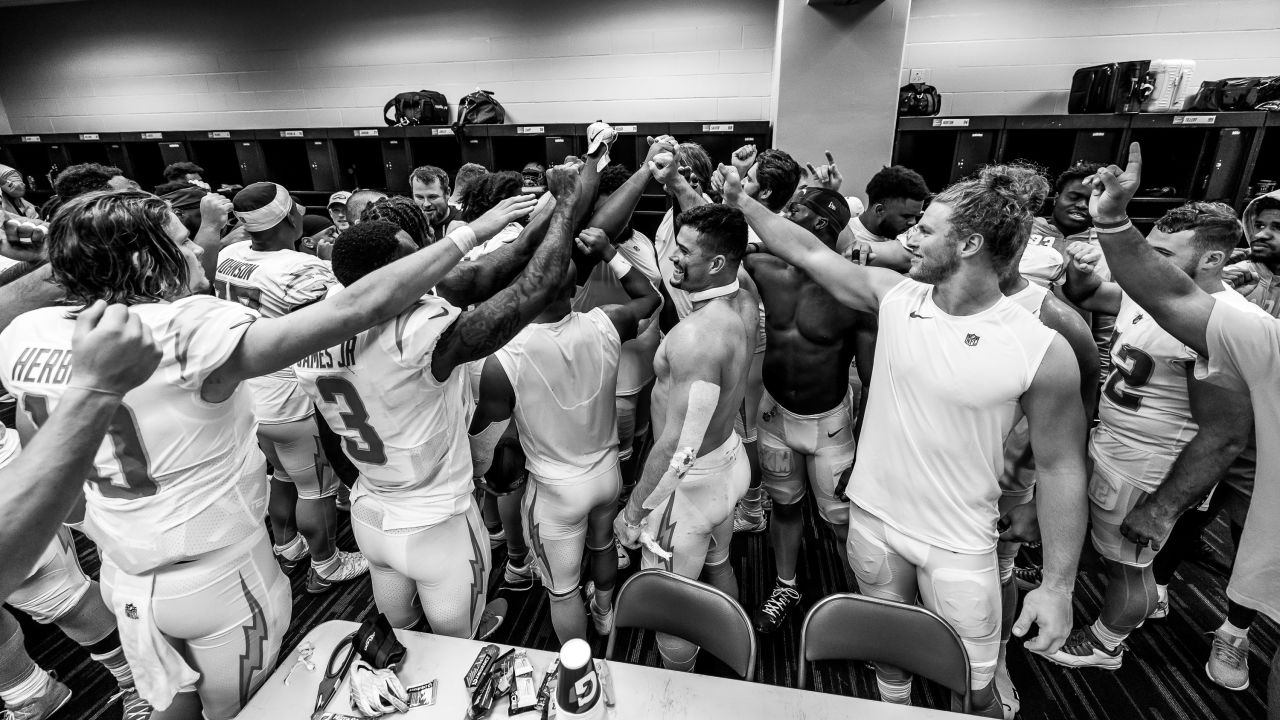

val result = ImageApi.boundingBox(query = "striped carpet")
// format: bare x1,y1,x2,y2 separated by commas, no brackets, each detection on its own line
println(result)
6,497,1272,719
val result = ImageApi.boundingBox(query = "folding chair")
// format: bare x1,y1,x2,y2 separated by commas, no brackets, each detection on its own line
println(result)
604,569,756,679
798,593,971,713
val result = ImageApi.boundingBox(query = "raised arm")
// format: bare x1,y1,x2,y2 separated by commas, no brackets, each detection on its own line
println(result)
1062,240,1122,314
435,197,553,307
192,193,233,289
1120,377,1253,551
208,195,538,392
720,165,897,314
650,147,707,213
1012,336,1088,655
0,222,63,333
588,137,675,240
429,168,580,381
0,302,160,598
574,227,661,343
1090,143,1215,356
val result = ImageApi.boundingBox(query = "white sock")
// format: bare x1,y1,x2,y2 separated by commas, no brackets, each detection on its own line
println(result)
1090,620,1127,652
877,676,912,704
777,575,796,588
1219,621,1249,640
273,534,303,557
0,666,48,706
313,551,340,573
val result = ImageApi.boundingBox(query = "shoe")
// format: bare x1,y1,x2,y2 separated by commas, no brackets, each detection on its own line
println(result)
488,526,506,550
615,542,631,571
1205,629,1250,691
994,660,1020,720
1032,626,1123,670
732,501,767,534
753,581,801,634
1148,585,1170,620
476,599,507,641
1012,562,1042,591
273,535,310,574
306,550,369,594
585,582,615,635
335,484,351,513
111,683,153,720
503,557,535,591
1,672,71,720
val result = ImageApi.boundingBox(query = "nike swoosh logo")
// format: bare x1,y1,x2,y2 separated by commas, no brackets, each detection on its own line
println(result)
908,311,932,319
430,308,449,320
827,429,842,438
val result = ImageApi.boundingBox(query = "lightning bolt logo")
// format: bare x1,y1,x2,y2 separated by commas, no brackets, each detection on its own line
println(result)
466,509,487,635
525,483,552,587
237,573,269,707
653,500,678,572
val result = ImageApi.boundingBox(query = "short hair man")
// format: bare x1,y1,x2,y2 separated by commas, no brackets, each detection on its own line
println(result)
53,163,134,202
346,189,387,228
1019,163,1105,288
615,203,760,673
410,165,459,240
837,165,929,262
451,163,488,209
1043,202,1257,672
729,162,1088,716
163,161,204,185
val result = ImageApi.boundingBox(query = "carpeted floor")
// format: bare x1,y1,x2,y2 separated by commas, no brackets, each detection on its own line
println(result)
7,495,1273,719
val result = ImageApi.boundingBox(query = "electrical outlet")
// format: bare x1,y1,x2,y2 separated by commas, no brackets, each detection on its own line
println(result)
909,68,931,84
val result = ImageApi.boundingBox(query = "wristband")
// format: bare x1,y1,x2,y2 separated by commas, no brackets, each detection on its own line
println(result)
1092,216,1131,230
1092,220,1133,235
607,253,633,278
448,226,478,254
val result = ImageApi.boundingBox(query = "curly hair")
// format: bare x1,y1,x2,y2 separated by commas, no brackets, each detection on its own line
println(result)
933,163,1050,275
1054,163,1104,194
48,190,190,306
361,196,432,247
163,161,204,182
53,163,124,202
331,220,405,287
459,171,524,222
597,164,632,196
1156,202,1241,254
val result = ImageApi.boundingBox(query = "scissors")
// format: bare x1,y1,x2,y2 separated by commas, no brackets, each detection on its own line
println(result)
312,632,357,720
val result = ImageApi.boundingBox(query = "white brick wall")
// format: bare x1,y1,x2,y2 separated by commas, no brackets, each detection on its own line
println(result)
903,0,1280,115
0,0,776,133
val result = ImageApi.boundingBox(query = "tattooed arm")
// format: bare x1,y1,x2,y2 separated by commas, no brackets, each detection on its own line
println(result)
434,199,554,308
430,167,580,381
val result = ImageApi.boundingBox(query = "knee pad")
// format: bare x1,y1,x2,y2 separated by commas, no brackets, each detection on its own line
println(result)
845,518,897,591
655,632,699,671
928,567,1000,688
758,444,803,504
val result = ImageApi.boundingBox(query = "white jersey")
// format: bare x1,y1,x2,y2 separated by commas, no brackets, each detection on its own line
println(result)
848,280,1057,554
292,291,473,530
1091,287,1260,492
464,222,522,262
570,230,661,394
0,296,267,574
1007,281,1049,318
496,308,622,482
215,242,336,423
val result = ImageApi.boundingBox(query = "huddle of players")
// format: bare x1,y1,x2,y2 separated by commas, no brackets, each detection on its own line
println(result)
0,117,1273,720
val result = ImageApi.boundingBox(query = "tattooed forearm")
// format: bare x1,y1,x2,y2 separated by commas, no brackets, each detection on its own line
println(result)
434,205,554,307
432,188,576,380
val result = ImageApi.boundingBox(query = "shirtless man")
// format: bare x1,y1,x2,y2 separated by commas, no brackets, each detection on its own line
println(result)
725,162,1087,717
614,203,759,672
735,185,865,634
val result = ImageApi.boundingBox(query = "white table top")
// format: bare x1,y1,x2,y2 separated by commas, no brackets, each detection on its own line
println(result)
238,620,957,719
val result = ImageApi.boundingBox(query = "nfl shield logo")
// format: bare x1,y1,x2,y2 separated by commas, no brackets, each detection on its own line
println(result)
124,604,138,620
965,333,980,346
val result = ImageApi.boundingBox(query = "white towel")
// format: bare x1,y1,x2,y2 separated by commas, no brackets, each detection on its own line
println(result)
109,569,201,710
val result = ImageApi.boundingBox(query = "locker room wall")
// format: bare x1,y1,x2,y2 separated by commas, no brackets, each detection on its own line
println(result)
0,0,776,134
902,0,1280,116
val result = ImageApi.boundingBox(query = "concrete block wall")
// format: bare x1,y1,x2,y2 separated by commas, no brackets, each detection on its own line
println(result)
0,0,775,133
902,0,1280,116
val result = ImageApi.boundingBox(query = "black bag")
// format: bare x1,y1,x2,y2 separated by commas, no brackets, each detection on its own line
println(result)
1187,76,1280,111
383,90,449,126
452,90,506,134
898,83,941,117
1069,61,1151,114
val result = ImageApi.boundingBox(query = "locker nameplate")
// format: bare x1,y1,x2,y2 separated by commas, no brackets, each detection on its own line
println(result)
20,135,40,142
517,126,545,134
209,131,231,138
281,130,304,138
79,133,99,141
615,125,638,133
702,124,734,132
354,129,379,137
932,118,969,127
1173,115,1216,125
142,132,163,139
431,128,454,136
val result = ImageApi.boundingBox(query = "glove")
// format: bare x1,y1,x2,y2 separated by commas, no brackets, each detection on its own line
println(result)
349,659,410,717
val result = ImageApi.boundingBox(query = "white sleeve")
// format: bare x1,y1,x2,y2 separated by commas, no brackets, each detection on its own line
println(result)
165,295,261,391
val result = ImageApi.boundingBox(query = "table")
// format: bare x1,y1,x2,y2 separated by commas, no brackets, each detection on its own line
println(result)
239,620,957,719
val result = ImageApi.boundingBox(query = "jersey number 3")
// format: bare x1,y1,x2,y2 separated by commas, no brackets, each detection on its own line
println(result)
1103,342,1155,411
24,394,158,499
315,377,387,464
